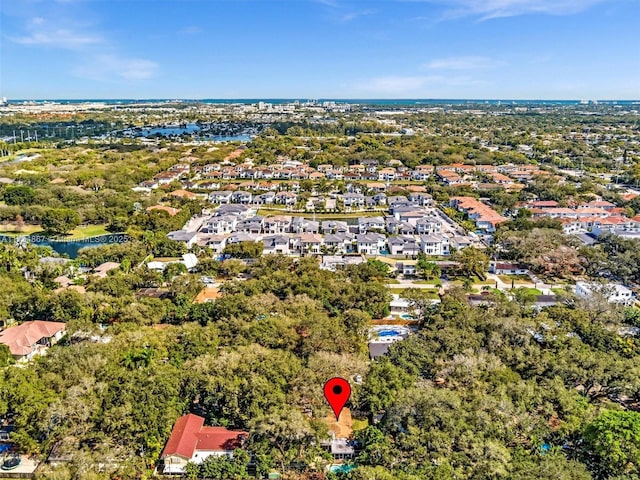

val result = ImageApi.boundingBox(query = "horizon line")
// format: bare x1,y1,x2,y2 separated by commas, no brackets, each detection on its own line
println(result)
5,98,640,103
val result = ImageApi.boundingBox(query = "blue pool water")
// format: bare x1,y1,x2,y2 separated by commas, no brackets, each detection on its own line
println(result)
378,330,400,337
401,314,416,320
0,444,12,454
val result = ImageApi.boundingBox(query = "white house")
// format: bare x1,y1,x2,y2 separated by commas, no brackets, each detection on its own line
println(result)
419,234,450,255
262,235,291,255
574,281,635,305
356,233,386,255
323,233,354,254
342,193,365,208
263,216,292,234
201,215,238,235
209,191,233,204
358,216,386,234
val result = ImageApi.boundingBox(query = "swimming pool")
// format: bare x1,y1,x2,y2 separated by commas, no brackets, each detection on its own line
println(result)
378,329,400,337
0,444,12,454
401,313,417,320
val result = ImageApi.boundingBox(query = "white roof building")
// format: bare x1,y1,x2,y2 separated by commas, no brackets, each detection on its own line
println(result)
574,281,635,305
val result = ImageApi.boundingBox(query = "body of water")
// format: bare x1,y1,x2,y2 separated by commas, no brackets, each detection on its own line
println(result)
0,233,129,259
124,123,254,141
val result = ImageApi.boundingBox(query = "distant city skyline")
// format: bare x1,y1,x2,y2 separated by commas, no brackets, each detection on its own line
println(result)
1,0,639,100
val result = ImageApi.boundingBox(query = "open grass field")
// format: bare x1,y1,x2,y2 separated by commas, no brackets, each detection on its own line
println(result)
70,224,110,238
0,223,109,239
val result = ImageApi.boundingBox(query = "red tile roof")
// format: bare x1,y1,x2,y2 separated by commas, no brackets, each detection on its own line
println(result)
0,321,66,356
161,414,247,460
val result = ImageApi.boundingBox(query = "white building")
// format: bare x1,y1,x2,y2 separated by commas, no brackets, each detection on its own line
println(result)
574,281,635,305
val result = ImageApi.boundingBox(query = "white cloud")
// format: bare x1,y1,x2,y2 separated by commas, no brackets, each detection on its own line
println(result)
413,0,608,20
13,28,102,49
74,55,158,81
424,56,504,70
339,9,376,22
11,16,102,49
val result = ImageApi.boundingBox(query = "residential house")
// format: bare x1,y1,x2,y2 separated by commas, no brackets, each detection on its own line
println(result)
170,189,197,201
323,233,354,254
396,260,418,276
204,235,228,254
489,262,529,275
397,211,425,226
147,205,181,216
321,220,350,234
236,216,264,234
356,233,386,255
0,320,66,362
388,236,421,256
291,217,320,234
450,236,473,250
138,179,159,190
397,222,415,235
293,233,323,255
411,170,431,181
385,216,400,234
167,230,199,249
201,215,238,235
263,216,292,234
93,262,120,278
358,216,386,234
253,192,276,205
231,191,253,204
580,200,616,211
160,414,247,475
320,254,365,271
575,281,635,305
409,193,433,206
274,191,298,205
209,191,233,204
154,171,181,185
261,235,291,255
415,216,442,235
342,194,365,209
419,234,450,255
215,204,252,218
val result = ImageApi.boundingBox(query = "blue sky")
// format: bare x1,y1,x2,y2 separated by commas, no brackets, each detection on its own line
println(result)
1,0,638,99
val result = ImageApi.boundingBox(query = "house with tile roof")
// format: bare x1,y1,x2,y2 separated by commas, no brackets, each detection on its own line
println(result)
160,414,248,474
0,320,66,362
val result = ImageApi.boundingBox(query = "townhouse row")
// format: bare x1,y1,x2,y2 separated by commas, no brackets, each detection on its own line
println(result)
168,202,474,257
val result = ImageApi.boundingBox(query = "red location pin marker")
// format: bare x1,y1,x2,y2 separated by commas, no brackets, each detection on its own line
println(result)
324,377,351,420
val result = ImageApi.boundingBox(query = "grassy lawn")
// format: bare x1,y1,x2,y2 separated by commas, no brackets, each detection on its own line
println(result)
498,274,532,285
413,279,443,285
552,287,571,295
386,278,401,284
514,287,543,296
70,224,109,238
0,223,109,239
